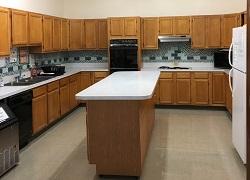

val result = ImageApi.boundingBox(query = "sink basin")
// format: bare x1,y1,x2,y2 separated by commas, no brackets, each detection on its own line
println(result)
5,76,55,86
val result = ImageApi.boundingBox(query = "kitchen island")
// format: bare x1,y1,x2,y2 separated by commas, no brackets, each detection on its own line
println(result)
75,71,160,177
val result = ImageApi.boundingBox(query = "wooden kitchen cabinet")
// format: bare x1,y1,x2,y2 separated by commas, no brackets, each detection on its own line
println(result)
52,17,61,51
85,19,98,49
244,11,247,24
154,82,160,104
221,13,240,47
98,19,108,49
142,17,159,49
61,18,69,50
59,77,70,116
159,16,190,36
11,10,29,45
42,15,53,52
32,85,48,134
29,12,43,45
206,15,221,48
159,72,174,104
191,72,209,105
69,74,78,110
0,7,10,57
108,17,140,38
191,15,221,48
47,81,60,124
191,16,206,48
92,71,109,84
78,72,92,103
176,72,191,104
69,19,84,50
212,72,225,105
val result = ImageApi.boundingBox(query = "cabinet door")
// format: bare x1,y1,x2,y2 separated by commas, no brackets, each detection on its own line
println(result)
47,89,60,124
159,79,174,104
154,82,160,104
109,18,123,36
98,19,108,49
244,12,247,25
12,10,29,45
159,17,173,35
60,85,69,116
52,17,61,51
176,79,191,104
61,18,69,50
191,16,206,48
175,16,190,35
124,17,137,36
69,81,78,110
212,73,225,104
43,16,53,52
192,79,209,105
29,13,43,45
81,72,92,90
69,19,83,50
222,14,240,47
142,18,158,49
85,19,97,49
32,94,47,134
0,7,10,57
207,15,221,48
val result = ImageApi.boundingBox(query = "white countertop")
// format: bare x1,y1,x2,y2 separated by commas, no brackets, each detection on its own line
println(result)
75,71,160,100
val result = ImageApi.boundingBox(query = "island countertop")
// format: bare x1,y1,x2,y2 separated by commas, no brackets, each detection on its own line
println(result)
75,71,160,100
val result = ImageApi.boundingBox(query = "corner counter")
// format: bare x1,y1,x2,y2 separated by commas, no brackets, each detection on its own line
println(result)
75,71,160,176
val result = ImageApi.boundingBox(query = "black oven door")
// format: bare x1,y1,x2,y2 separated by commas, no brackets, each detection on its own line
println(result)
110,46,138,70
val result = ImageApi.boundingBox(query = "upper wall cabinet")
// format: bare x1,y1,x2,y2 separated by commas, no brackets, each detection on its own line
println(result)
191,15,221,48
159,16,190,36
0,7,10,57
11,10,29,45
52,17,61,51
69,19,84,50
12,10,42,46
142,17,159,49
61,18,69,50
221,13,240,48
42,15,53,52
98,19,108,49
108,17,140,38
85,19,98,49
29,13,43,45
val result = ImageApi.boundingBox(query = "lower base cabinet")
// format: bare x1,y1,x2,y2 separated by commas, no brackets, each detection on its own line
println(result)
32,85,48,135
60,77,70,116
47,81,60,124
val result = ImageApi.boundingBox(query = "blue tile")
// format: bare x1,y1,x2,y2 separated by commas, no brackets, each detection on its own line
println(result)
171,53,177,57
150,57,156,60
162,56,168,60
200,56,207,60
86,57,91,60
97,57,102,60
187,56,194,60
175,57,181,60
74,57,80,60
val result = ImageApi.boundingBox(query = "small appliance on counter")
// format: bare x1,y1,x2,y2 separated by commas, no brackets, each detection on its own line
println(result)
214,50,231,69
40,64,66,76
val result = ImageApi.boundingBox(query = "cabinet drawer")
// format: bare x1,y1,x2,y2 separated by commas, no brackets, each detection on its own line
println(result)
47,80,59,92
176,72,191,79
69,74,77,82
60,77,69,86
93,72,108,78
194,72,209,79
159,72,173,79
33,85,47,97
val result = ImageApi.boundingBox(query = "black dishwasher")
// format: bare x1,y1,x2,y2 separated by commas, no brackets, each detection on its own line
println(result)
5,90,33,149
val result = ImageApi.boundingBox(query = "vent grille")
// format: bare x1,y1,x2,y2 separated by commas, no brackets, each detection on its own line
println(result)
0,146,19,176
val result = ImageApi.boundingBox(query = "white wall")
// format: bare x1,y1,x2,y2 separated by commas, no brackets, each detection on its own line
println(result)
0,0,64,17
64,0,247,19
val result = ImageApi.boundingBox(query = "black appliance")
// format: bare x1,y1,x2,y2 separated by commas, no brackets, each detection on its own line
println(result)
214,51,231,69
109,39,138,74
40,65,65,76
5,90,33,149
0,103,19,177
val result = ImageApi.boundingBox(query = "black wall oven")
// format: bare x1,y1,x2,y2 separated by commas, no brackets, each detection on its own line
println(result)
109,39,138,74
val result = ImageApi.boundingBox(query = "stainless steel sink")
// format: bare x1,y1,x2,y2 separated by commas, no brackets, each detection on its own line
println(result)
5,76,55,86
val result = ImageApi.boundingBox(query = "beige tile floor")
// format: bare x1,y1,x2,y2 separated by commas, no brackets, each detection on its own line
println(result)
1,106,246,180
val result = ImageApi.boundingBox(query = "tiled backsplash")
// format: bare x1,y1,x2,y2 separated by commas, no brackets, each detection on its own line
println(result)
0,42,219,76
143,41,219,62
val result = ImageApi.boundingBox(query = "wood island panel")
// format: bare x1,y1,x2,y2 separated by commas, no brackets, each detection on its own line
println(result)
86,96,154,176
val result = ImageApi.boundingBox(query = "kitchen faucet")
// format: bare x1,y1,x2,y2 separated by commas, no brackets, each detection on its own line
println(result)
16,64,25,81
